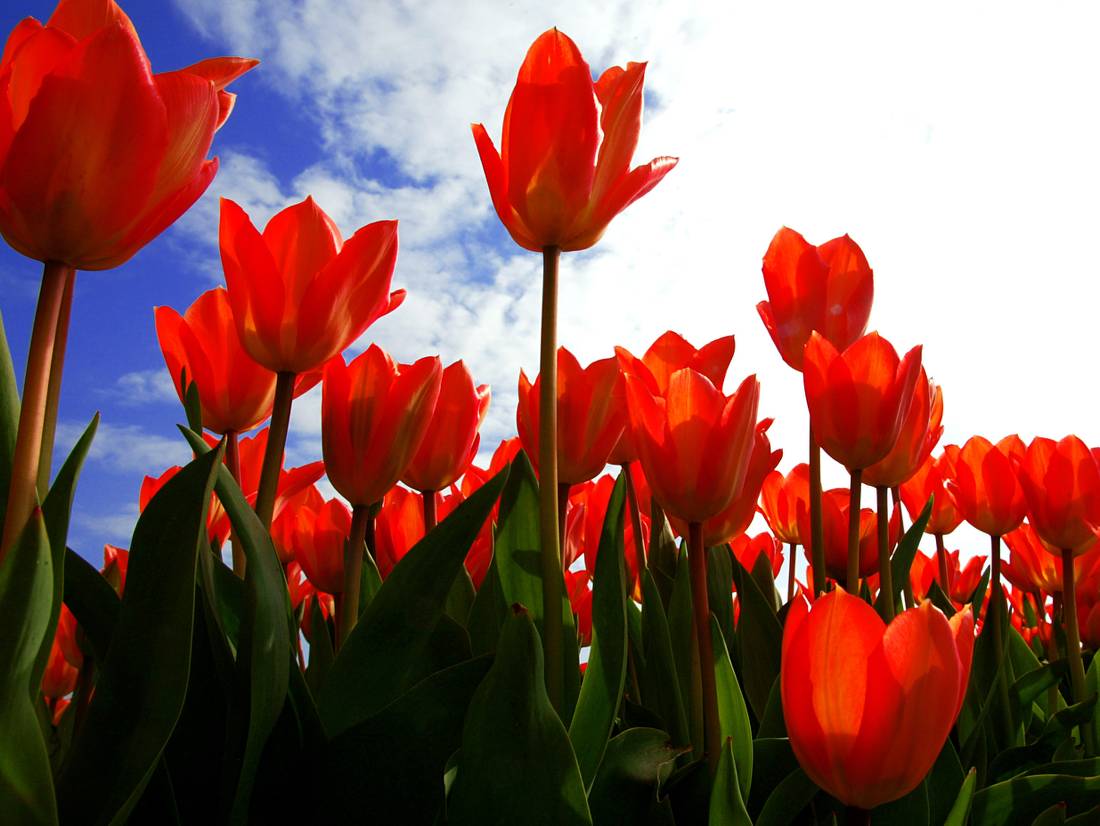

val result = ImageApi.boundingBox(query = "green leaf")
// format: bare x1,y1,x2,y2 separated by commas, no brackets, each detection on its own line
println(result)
709,737,752,826
756,674,787,739
927,580,957,617
667,547,697,749
750,549,782,614
444,564,476,625
709,615,752,801
872,778,929,825
313,656,491,822
317,467,507,737
62,547,119,661
178,367,203,436
754,769,819,826
875,495,931,617
57,447,221,825
971,773,1100,824
943,768,977,826
181,428,292,824
587,727,686,826
0,511,57,824
640,570,690,748
1087,654,1100,746
569,473,627,788
305,598,334,697
926,739,965,825
748,737,799,816
467,555,507,656
31,414,98,698
0,306,21,514
707,544,736,653
730,553,782,720
448,609,592,825
493,452,580,721
1031,803,1068,825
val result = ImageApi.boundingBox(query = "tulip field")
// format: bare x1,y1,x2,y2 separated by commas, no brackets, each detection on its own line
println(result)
5,1,1100,825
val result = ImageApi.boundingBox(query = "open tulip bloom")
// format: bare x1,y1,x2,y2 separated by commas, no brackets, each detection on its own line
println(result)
7,7,1100,824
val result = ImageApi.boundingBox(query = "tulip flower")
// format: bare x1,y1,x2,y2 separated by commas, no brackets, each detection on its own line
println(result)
322,344,441,645
626,366,759,770
401,361,490,524
948,435,1027,539
270,485,324,566
729,533,784,586
862,369,942,490
782,590,974,811
572,474,649,599
1004,522,1100,597
517,348,625,488
473,28,675,712
101,544,128,596
41,604,82,699
759,464,811,548
757,227,874,372
615,331,736,397
291,498,352,597
0,0,256,558
472,29,677,253
796,488,898,584
910,549,986,606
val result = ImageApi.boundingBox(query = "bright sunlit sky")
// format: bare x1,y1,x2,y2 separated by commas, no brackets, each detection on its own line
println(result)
2,1,1099,568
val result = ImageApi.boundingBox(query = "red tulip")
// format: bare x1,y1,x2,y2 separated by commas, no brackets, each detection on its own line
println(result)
615,331,736,397
1017,436,1100,556
757,228,874,371
101,544,128,595
910,549,986,604
0,0,255,269
41,603,82,698
759,464,811,547
219,196,404,375
863,369,943,488
571,474,650,597
782,590,974,809
270,485,323,565
899,447,962,535
291,498,351,596
1003,522,1100,596
322,345,442,507
802,332,922,471
625,368,759,524
140,465,230,548
472,29,676,252
517,348,625,486
729,533,784,584
797,488,899,582
948,435,1027,538
564,568,593,646
401,361,490,493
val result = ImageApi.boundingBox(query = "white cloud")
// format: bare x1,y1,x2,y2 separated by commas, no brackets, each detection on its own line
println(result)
173,0,1100,562
109,369,179,407
54,420,192,476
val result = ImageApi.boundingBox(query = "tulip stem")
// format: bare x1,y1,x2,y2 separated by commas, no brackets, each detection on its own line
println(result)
558,482,570,563
688,521,721,775
1,262,73,561
893,486,915,607
846,468,863,594
539,245,564,713
990,534,1015,746
225,430,246,577
876,486,894,621
935,533,950,599
787,543,797,603
36,266,75,498
254,371,295,530
623,462,647,588
337,504,371,650
1061,547,1094,755
809,430,826,596
423,490,437,532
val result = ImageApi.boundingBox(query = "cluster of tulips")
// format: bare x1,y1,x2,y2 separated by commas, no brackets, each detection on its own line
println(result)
4,1,1100,824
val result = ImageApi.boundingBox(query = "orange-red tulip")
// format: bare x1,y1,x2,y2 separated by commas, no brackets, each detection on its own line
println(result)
219,196,404,375
322,345,442,507
899,447,962,535
910,549,986,604
570,474,649,596
472,29,676,252
803,332,922,471
401,361,490,493
615,331,736,397
797,488,899,582
782,590,974,809
270,484,323,565
517,348,625,486
948,435,1027,537
101,544,128,595
0,0,255,269
1003,522,1100,595
155,287,278,435
41,603,82,698
625,368,759,525
1017,436,1100,556
863,369,942,488
291,498,351,596
759,464,811,546
564,568,593,646
729,532,784,584
757,228,874,371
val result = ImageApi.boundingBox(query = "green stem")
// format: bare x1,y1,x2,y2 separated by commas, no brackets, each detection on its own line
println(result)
225,430,246,577
423,490,437,532
787,543,797,603
689,521,721,774
1,262,73,560
254,370,295,530
809,429,826,596
876,486,894,621
935,532,950,599
337,504,370,650
846,468,863,593
539,245,564,713
36,266,75,497
1062,546,1094,754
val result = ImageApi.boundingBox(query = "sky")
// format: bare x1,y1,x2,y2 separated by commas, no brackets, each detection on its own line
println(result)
3,0,1100,573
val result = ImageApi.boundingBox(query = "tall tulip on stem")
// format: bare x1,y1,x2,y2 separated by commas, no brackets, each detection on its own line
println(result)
472,28,676,710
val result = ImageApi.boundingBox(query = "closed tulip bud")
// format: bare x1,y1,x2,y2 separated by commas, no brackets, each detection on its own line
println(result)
782,590,974,809
472,28,676,252
1017,436,1100,556
1003,522,1100,596
947,435,1027,538
322,345,442,508
863,369,943,489
292,498,351,596
899,447,963,535
41,604,82,699
759,464,811,546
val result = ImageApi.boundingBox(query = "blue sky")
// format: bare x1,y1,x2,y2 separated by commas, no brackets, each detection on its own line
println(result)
4,0,1100,566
